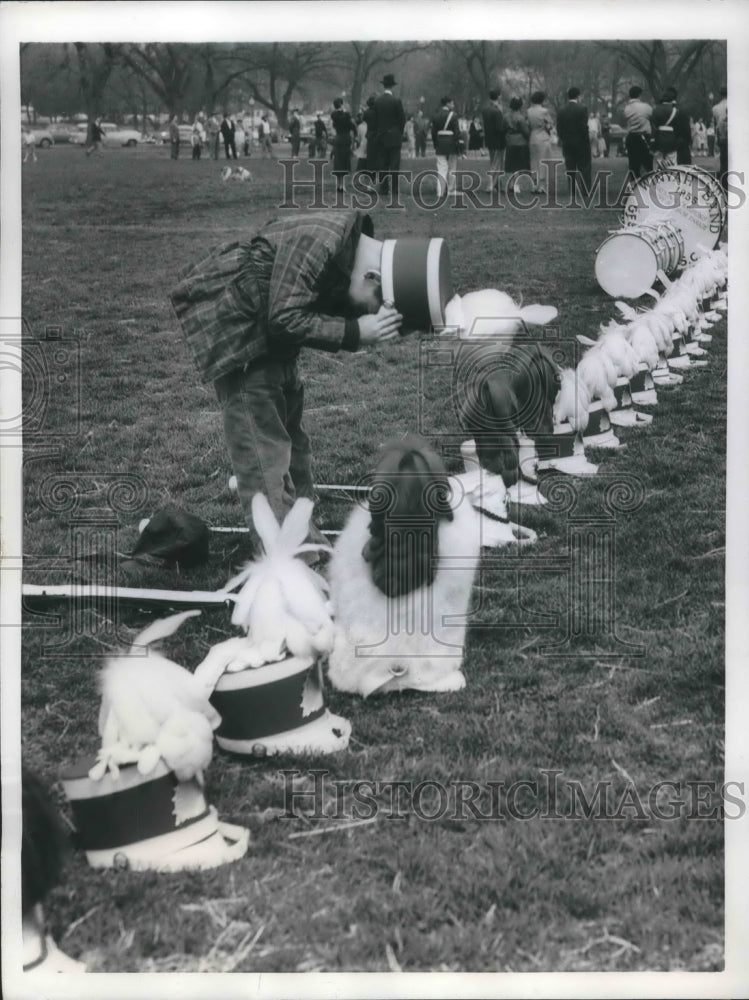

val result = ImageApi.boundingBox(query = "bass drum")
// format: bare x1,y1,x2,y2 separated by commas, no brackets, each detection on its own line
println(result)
636,221,685,273
621,165,725,267
595,225,672,299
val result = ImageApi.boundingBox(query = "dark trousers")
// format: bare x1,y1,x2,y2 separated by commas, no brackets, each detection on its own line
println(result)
415,134,427,157
170,140,180,160
290,136,301,158
223,137,237,159
377,143,402,193
214,360,314,548
718,139,728,190
625,132,653,179
562,145,592,198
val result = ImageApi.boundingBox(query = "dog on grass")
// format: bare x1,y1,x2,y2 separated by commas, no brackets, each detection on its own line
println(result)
327,436,481,697
221,166,252,183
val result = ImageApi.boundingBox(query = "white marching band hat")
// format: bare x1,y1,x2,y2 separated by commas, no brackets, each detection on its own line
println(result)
380,237,454,331
536,422,599,476
209,656,352,757
61,756,249,872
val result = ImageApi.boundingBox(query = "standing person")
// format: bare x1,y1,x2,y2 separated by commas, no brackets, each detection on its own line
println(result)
207,114,221,160
288,108,302,158
191,115,205,160
168,115,180,160
600,111,611,157
259,114,275,158
431,95,462,197
22,128,38,163
86,116,106,157
706,119,716,157
712,85,727,189
373,73,406,195
404,115,416,158
652,88,690,169
413,107,428,157
502,96,531,195
362,95,379,174
556,87,592,200
588,112,601,157
313,112,328,159
354,112,367,172
623,85,653,180
330,98,357,194
170,210,402,554
220,113,237,160
526,91,554,195
482,88,505,194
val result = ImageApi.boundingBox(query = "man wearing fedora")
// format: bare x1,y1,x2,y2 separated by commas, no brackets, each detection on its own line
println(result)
373,73,406,195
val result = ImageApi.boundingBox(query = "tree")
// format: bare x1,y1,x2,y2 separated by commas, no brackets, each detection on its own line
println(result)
120,43,200,119
343,41,433,115
596,40,715,100
70,43,121,139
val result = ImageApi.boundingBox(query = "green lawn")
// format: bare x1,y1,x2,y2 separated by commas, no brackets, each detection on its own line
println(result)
18,143,725,972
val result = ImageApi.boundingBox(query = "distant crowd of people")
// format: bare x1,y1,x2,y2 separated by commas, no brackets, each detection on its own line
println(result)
154,77,728,196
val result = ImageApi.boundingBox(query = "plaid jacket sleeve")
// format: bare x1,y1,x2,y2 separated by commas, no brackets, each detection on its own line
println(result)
264,220,356,353
170,213,364,383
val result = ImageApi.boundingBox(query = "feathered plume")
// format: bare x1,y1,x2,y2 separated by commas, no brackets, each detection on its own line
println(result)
91,609,219,783
445,289,558,340
201,495,336,676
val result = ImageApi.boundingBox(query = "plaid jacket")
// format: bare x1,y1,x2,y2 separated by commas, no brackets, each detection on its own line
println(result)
170,210,373,383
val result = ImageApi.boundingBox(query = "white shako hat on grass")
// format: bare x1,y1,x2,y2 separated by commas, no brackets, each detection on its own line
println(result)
209,656,351,757
536,422,599,475
608,376,654,428
581,399,624,450
61,756,249,872
629,364,659,407
380,237,454,331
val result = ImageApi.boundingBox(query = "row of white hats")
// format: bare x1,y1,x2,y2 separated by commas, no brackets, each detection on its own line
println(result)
460,244,728,507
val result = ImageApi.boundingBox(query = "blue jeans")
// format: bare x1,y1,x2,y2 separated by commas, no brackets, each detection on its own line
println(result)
214,360,315,546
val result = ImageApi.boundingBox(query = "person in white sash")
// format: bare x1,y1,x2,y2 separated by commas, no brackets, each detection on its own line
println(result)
431,96,462,196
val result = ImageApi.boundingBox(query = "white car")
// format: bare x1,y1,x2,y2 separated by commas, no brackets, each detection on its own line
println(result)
71,123,142,146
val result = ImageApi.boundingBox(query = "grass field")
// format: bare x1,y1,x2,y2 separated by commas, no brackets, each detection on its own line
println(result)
17,142,726,973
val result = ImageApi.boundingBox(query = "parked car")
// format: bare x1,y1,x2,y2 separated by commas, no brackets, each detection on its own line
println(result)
159,124,196,144
100,123,142,146
21,126,54,148
71,123,142,146
46,123,80,144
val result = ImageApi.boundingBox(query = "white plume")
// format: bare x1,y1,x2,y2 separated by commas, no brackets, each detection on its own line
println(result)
220,494,336,668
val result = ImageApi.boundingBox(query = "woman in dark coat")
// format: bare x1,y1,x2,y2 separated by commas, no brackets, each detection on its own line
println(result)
330,98,357,193
503,97,531,194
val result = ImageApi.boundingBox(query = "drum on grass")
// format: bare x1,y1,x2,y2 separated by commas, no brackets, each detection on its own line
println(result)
621,165,725,267
595,225,673,298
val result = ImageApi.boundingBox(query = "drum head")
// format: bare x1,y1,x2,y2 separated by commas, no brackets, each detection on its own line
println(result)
595,231,658,298
622,166,725,266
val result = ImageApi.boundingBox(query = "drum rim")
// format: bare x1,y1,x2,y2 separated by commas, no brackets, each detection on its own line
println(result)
622,165,727,227
595,229,662,298
633,221,683,271
620,168,725,262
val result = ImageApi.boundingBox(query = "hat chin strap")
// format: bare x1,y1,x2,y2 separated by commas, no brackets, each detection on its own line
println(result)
352,234,384,288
